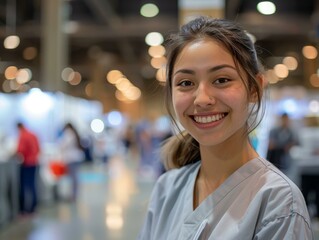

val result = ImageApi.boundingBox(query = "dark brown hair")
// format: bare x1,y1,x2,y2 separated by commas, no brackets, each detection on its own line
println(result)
162,16,265,170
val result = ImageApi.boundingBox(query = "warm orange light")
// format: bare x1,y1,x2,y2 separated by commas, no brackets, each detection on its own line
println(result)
150,56,167,69
274,64,289,79
4,66,18,80
106,70,123,84
302,45,318,59
148,45,166,58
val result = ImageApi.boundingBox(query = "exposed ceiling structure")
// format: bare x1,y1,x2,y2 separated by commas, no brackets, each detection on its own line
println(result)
0,0,318,106
226,0,319,89
0,0,178,101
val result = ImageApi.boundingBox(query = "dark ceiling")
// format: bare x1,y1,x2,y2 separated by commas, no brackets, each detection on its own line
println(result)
0,0,318,101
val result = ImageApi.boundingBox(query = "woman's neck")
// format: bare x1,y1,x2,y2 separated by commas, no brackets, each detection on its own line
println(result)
193,137,258,209
199,138,258,180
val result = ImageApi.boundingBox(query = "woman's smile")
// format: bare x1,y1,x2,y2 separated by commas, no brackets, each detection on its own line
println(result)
192,113,227,124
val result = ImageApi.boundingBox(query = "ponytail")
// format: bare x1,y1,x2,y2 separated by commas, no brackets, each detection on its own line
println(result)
161,130,200,170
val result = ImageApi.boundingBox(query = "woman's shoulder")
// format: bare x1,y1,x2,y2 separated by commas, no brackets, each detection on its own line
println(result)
253,158,303,196
149,162,199,202
252,157,310,221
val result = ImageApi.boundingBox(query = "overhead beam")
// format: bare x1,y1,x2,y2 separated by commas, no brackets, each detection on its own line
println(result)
82,0,121,26
82,0,136,63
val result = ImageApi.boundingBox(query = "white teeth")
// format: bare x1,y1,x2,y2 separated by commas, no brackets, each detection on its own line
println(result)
194,114,225,123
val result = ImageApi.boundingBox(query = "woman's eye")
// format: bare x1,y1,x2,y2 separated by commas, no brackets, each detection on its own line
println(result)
177,80,193,87
215,78,230,84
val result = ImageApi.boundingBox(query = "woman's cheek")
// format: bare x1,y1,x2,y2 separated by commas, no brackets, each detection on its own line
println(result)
173,93,188,118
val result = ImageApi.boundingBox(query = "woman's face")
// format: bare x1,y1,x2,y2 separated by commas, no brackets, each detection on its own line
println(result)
172,39,251,147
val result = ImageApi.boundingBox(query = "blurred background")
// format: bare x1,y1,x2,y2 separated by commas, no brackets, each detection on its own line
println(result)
0,0,319,239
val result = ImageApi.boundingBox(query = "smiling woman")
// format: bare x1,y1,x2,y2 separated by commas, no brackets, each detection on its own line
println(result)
171,40,251,148
138,16,313,240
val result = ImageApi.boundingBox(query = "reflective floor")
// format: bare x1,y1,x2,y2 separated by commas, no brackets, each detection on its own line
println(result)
0,155,156,240
1,154,319,240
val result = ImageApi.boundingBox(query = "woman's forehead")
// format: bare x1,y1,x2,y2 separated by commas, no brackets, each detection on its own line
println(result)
173,39,235,70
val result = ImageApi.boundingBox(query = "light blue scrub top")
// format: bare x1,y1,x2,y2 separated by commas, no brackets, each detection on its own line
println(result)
138,157,313,240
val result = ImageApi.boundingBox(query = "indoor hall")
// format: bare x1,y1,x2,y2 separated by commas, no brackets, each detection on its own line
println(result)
1,0,319,239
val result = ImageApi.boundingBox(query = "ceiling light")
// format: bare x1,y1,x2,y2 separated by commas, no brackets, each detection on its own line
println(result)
145,32,164,46
257,1,276,15
302,45,318,59
4,35,20,49
91,119,104,133
140,3,159,18
68,71,82,85
16,68,32,84
4,66,18,80
274,64,289,79
283,56,298,71
106,70,123,84
265,69,279,84
148,45,166,58
150,56,167,69
61,67,74,82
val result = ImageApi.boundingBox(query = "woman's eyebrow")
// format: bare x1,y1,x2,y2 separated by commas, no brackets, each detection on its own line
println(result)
207,64,236,72
173,69,194,76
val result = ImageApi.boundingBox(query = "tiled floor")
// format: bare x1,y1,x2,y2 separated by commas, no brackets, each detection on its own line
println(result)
1,155,319,240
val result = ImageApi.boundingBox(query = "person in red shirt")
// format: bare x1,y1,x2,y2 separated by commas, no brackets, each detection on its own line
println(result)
16,122,40,215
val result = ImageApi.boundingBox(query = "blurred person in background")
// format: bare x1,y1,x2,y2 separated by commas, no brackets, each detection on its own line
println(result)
122,123,135,155
58,122,85,202
135,118,155,176
16,122,40,216
135,114,171,178
266,112,299,172
93,126,121,167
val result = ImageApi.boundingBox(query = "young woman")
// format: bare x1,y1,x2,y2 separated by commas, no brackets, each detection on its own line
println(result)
138,16,313,239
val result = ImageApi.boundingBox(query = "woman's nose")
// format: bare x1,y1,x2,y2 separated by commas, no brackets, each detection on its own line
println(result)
193,84,215,107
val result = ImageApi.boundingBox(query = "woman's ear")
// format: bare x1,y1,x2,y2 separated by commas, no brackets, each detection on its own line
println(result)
250,73,266,102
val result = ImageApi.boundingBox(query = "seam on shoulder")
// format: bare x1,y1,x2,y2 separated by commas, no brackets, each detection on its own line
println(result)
257,209,312,233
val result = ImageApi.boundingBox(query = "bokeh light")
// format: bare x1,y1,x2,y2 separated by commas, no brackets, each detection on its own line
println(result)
4,35,20,49
140,3,159,18
302,45,318,59
90,119,105,133
145,32,164,46
257,1,276,15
